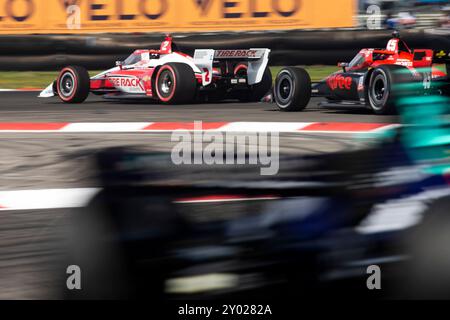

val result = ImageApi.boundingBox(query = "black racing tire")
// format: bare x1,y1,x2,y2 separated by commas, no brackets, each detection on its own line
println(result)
56,66,90,104
236,67,273,102
155,63,197,104
367,65,414,115
274,67,311,111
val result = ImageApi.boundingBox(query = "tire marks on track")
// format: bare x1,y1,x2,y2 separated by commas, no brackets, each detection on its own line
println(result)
0,133,371,190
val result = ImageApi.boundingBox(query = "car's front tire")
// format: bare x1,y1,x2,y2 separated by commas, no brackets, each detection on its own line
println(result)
56,66,90,104
367,65,413,115
274,67,311,111
155,63,197,104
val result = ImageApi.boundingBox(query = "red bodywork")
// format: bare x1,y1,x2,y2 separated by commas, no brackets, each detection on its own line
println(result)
314,36,449,104
346,38,446,79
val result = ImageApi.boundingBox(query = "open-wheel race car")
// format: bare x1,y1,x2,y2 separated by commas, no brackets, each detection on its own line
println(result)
39,35,272,104
274,31,450,114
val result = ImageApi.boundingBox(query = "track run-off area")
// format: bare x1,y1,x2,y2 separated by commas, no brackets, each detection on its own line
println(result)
0,91,400,298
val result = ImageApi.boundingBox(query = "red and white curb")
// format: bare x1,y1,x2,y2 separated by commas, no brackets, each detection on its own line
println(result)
0,122,399,134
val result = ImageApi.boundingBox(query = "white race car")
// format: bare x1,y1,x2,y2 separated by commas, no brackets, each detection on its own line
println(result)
39,35,272,104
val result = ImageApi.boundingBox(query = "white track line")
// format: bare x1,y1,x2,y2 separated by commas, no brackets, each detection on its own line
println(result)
219,122,314,132
0,188,100,211
61,122,152,132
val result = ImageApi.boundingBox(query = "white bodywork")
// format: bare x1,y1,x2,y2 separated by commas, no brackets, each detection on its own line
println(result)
39,83,56,98
39,48,270,98
194,48,270,86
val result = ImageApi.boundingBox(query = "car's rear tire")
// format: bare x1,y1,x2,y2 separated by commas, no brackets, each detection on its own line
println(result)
56,66,90,104
274,67,311,111
155,63,197,104
367,65,414,115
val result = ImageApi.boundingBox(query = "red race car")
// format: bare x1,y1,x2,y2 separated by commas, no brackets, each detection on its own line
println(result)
274,31,450,114
39,35,272,104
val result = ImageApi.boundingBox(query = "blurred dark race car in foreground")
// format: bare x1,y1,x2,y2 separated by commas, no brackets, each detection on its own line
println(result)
39,35,272,104
274,32,450,114
63,132,450,300
64,81,449,299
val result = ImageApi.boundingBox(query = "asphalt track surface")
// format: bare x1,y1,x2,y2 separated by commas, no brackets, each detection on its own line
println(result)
0,92,397,123
0,92,395,190
0,92,395,299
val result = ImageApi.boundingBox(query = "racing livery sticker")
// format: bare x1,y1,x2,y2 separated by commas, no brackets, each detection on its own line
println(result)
327,74,352,90
214,50,263,59
109,76,145,94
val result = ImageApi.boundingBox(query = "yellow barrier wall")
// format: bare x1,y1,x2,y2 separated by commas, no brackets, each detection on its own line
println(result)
0,0,355,34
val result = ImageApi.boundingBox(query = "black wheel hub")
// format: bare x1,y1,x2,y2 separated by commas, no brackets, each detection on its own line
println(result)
373,78,386,101
280,79,291,99
60,73,75,97
276,74,293,104
159,70,174,97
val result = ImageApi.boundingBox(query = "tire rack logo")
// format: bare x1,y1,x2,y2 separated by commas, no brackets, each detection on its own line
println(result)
110,76,145,93
215,50,259,59
327,74,352,90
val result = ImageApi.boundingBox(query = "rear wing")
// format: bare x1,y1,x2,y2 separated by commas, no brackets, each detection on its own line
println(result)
193,49,270,86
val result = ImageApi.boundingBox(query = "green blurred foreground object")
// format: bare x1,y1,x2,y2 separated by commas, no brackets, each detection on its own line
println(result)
365,68,449,176
400,95,450,176
398,87,449,155
397,78,450,175
0,66,339,89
